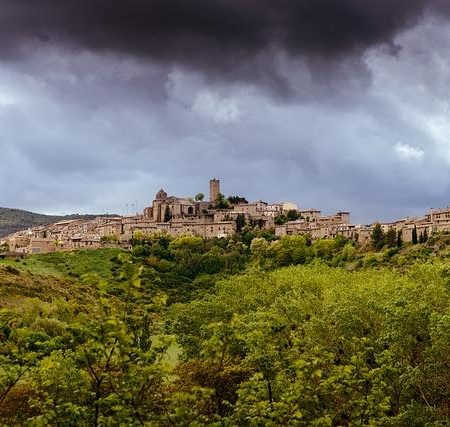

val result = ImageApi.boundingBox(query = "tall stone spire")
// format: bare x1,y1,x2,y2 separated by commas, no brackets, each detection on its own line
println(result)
209,178,220,203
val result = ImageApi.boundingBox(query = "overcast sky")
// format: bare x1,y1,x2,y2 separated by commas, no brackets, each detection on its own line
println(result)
1,0,450,223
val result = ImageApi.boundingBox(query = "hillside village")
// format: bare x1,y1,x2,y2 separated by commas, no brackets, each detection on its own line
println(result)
2,178,450,255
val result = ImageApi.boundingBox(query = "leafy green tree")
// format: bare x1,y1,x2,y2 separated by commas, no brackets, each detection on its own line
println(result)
227,196,248,205
286,209,301,221
268,236,311,267
30,256,175,426
313,239,338,260
6,230,450,425
385,227,397,248
194,193,205,201
100,234,119,244
171,262,450,425
274,215,287,225
371,223,385,251
397,230,403,247
215,193,230,210
250,238,270,268
0,308,56,421
30,350,91,426
169,235,204,253
332,242,357,265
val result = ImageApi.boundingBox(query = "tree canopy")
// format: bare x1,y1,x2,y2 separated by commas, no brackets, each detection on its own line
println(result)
1,232,450,425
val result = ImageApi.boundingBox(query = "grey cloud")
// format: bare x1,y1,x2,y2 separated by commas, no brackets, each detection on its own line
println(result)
1,11,450,223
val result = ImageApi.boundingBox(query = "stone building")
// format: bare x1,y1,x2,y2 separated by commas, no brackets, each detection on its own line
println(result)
144,189,198,222
233,201,268,216
209,178,220,203
427,207,450,224
275,210,352,241
3,177,360,253
69,234,101,250
298,209,322,222
97,218,123,237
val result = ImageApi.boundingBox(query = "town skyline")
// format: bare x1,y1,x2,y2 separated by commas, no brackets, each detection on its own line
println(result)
2,177,447,226
5,177,449,255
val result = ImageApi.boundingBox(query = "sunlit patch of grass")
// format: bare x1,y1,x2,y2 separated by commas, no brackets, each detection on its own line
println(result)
0,248,125,280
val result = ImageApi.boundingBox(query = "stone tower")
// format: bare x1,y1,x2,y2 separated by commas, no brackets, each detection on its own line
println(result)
209,178,220,203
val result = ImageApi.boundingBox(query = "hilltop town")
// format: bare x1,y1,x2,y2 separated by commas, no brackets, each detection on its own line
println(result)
2,178,450,255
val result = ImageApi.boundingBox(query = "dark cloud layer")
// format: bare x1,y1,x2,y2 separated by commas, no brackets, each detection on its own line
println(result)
0,0,445,76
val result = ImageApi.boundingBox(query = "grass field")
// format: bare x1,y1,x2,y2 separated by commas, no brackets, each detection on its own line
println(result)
0,264,97,308
0,248,124,279
0,248,125,308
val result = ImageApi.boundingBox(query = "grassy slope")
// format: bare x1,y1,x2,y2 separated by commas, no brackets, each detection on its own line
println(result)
0,265,97,308
0,247,181,366
0,248,123,278
0,248,124,308
0,207,114,238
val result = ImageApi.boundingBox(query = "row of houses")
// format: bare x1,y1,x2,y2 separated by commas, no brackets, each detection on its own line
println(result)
6,217,114,254
5,205,450,255
274,206,450,245
4,178,450,255
1,179,351,254
381,207,450,242
2,210,354,256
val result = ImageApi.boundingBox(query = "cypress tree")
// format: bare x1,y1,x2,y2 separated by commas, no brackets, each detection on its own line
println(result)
385,228,397,248
396,230,403,247
412,226,418,245
235,214,246,233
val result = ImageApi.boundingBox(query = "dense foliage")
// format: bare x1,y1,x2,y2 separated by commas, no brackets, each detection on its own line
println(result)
1,233,450,425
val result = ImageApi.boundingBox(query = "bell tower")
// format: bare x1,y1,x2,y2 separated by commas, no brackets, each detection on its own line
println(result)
209,178,220,203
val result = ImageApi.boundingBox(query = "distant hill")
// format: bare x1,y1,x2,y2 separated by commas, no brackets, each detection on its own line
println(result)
0,207,108,238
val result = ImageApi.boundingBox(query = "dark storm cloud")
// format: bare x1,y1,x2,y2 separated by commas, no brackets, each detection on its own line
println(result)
0,0,444,77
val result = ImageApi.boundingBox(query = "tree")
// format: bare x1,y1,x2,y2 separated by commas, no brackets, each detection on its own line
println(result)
236,214,246,233
412,226,418,245
216,193,230,210
286,210,301,221
195,193,205,201
396,230,403,247
250,238,270,268
385,228,397,248
227,196,248,205
274,215,287,225
100,234,119,244
371,223,385,251
423,228,428,243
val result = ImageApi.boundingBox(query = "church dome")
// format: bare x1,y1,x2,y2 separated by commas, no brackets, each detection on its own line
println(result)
155,189,168,200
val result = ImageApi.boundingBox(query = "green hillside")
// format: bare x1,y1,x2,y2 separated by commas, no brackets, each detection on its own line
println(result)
0,207,106,238
1,237,450,425
0,264,97,308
